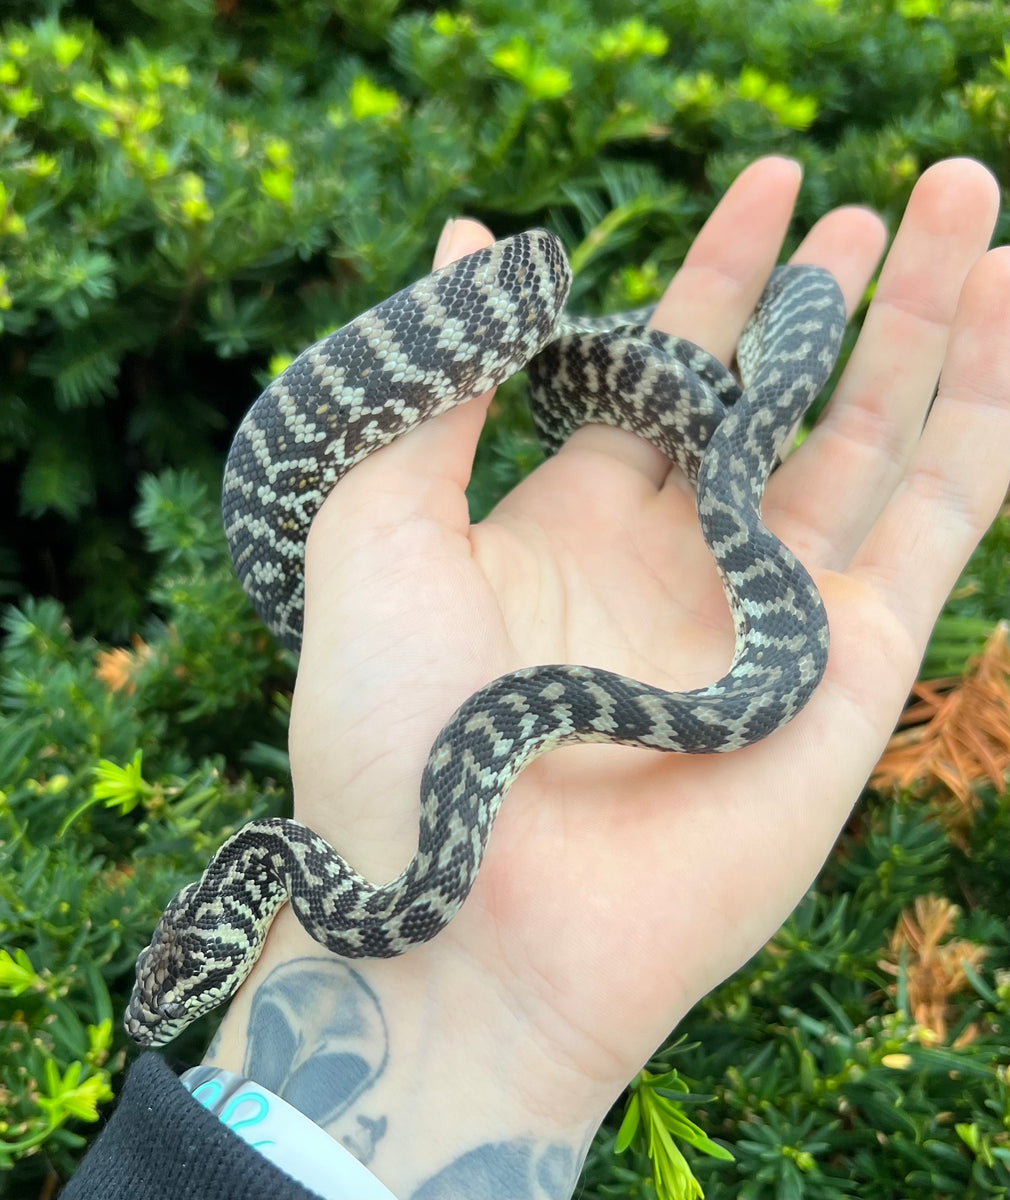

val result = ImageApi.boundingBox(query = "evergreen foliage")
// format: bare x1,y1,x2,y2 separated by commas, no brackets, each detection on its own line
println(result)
0,1,1007,1197
2,0,1007,631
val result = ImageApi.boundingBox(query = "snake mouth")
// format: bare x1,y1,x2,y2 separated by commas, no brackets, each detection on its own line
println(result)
123,994,194,1046
123,1010,163,1046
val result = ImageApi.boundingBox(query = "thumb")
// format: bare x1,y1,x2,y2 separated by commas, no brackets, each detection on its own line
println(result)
311,217,499,541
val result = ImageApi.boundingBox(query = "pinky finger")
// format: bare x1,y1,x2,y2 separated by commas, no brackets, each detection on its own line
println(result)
849,245,1009,647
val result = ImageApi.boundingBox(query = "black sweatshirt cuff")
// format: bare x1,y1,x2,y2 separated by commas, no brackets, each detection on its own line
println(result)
61,1052,321,1200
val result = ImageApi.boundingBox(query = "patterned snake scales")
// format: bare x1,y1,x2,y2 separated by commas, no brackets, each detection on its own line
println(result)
126,230,846,1045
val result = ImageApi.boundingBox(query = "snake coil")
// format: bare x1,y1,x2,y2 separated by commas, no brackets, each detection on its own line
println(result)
126,231,846,1045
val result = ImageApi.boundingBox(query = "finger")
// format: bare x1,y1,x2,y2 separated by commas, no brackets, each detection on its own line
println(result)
312,218,497,544
764,201,887,466
849,245,1009,659
563,156,804,489
770,159,1001,570
405,217,502,500
654,156,804,360
790,203,887,312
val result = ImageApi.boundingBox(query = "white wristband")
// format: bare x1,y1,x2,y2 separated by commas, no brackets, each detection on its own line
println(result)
181,1065,397,1200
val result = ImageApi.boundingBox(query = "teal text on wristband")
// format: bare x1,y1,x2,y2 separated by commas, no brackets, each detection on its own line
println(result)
181,1065,397,1199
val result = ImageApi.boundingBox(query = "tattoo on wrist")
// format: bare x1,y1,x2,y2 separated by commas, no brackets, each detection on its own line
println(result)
237,957,584,1198
410,1139,579,1199
202,1024,223,1065
242,957,389,1134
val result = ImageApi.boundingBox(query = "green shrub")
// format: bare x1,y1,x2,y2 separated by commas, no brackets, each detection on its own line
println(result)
1,1,1007,1197
2,0,1006,630
1,470,292,1191
594,794,1009,1199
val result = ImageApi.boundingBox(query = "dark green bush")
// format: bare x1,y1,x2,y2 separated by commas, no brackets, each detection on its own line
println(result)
592,793,1009,1199
1,1,1007,1197
0,470,292,1189
2,0,1006,630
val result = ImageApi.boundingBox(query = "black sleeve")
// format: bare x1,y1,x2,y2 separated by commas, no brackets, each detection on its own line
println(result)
61,1052,321,1200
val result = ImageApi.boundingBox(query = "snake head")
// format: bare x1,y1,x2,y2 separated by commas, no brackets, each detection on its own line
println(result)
123,882,248,1046
124,953,209,1047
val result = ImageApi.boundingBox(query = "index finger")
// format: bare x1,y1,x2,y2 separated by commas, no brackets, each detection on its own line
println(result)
562,157,809,488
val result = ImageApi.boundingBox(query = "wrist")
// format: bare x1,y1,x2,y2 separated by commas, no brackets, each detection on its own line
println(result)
204,906,605,1199
180,1062,396,1199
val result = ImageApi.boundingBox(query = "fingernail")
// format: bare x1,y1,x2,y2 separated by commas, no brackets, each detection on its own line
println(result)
434,217,455,267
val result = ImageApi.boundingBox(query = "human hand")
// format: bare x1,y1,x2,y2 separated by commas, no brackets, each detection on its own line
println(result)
208,156,1008,1198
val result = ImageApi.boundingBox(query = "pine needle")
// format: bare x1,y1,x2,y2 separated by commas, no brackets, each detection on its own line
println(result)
871,623,1009,836
878,895,987,1046
94,637,151,695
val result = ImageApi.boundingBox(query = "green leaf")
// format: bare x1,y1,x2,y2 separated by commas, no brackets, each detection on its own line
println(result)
615,1092,641,1153
19,443,95,519
349,75,401,120
0,947,40,995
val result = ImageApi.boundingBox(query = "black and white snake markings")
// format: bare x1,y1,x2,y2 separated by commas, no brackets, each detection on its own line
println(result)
126,230,846,1045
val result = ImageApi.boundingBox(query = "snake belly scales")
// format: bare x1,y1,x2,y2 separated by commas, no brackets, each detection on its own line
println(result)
125,229,846,1045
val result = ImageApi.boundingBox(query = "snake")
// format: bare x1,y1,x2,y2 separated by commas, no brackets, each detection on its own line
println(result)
125,229,846,1046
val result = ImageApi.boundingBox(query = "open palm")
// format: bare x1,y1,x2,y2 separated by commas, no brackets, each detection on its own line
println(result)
222,156,1007,1146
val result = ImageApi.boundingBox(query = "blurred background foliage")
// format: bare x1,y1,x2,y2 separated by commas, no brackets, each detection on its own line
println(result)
0,0,1006,1197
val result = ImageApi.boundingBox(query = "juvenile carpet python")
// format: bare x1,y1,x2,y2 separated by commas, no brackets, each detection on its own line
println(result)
126,229,846,1045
